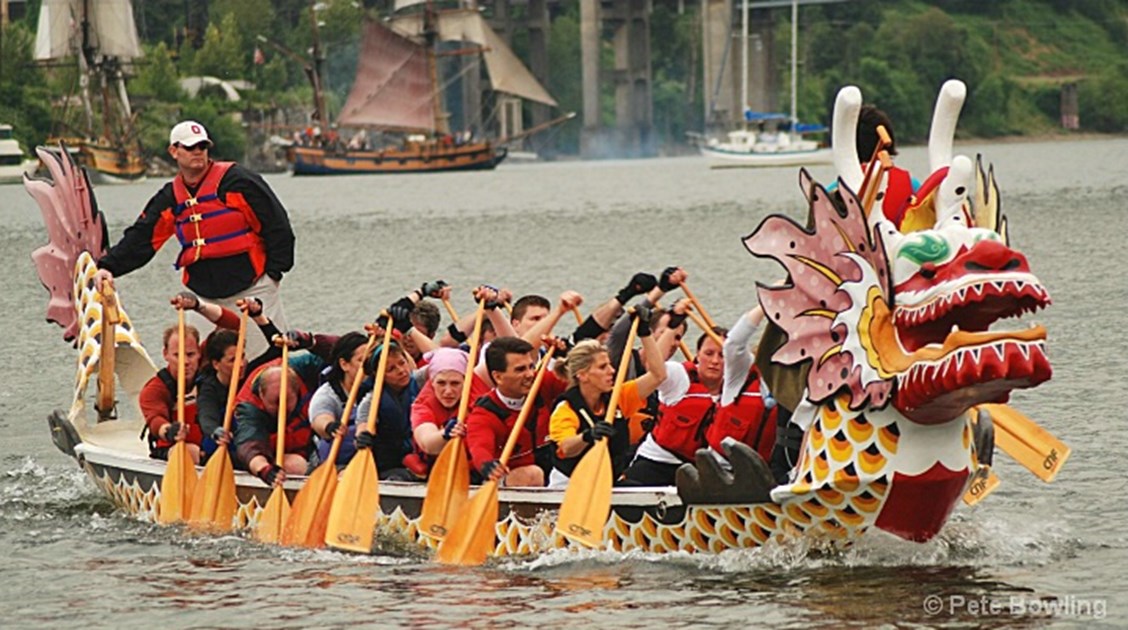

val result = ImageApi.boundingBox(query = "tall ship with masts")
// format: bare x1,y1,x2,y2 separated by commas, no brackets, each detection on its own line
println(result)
34,0,146,183
286,1,571,175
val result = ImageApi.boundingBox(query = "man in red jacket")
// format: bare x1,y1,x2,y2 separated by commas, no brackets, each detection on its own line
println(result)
140,323,203,464
464,337,565,487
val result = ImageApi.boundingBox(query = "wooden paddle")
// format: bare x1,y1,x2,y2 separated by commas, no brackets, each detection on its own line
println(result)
188,309,248,531
419,298,487,540
678,340,694,361
324,313,395,553
978,403,1070,483
158,307,198,524
962,465,1000,506
684,306,726,348
442,298,460,322
554,316,639,549
96,282,120,422
253,337,292,543
680,283,717,329
282,331,381,547
436,346,557,566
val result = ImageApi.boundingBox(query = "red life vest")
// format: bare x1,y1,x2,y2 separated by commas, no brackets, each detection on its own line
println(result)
171,161,266,275
652,362,717,461
149,368,203,450
883,165,922,229
239,360,315,456
705,367,778,462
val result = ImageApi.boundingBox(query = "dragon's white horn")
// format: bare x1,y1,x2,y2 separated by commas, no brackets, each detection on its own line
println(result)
832,85,864,195
927,80,966,173
935,155,974,228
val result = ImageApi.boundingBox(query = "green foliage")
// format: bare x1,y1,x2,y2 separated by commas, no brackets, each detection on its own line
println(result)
547,8,582,153
1079,63,1128,132
132,43,185,102
177,101,247,161
193,14,246,80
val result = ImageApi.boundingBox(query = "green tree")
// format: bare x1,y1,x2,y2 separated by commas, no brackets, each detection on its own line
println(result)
132,42,185,102
193,14,246,80
1080,63,1128,132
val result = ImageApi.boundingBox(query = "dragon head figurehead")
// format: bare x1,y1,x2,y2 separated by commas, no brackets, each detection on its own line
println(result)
746,80,1051,426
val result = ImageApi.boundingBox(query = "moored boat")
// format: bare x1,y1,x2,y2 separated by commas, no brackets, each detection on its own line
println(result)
0,124,37,184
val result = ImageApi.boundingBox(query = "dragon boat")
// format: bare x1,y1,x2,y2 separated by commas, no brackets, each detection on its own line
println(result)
27,80,1065,558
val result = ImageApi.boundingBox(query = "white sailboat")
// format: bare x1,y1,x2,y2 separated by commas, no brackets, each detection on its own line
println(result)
34,0,146,182
701,0,831,168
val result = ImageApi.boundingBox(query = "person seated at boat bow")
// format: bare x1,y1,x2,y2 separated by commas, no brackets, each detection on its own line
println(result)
141,322,203,464
622,325,729,486
547,307,668,489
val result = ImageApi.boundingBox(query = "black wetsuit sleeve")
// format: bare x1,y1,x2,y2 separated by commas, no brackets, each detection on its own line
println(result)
196,374,227,438
247,319,283,372
225,165,295,280
233,401,272,466
97,185,176,276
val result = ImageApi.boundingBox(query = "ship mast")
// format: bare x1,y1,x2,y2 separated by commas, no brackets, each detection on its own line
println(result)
423,1,449,135
308,1,329,128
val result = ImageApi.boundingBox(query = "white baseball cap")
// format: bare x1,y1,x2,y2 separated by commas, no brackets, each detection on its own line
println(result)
169,120,212,147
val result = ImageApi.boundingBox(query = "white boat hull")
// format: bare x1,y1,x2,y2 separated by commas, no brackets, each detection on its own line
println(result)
701,145,833,168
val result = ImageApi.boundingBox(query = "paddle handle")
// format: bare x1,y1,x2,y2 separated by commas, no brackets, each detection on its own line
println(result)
680,283,716,329
276,339,288,466
498,347,555,466
685,307,725,349
604,316,639,424
456,298,488,424
176,307,187,430
97,283,120,419
678,340,693,361
364,311,396,434
220,310,248,434
327,331,380,465
442,298,460,322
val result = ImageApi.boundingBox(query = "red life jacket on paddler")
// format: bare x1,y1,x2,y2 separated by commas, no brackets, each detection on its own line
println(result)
652,362,717,462
237,360,315,456
171,161,267,277
147,368,203,450
881,165,917,229
705,367,778,462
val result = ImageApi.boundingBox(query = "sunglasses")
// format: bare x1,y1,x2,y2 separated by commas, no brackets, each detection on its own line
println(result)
177,142,210,152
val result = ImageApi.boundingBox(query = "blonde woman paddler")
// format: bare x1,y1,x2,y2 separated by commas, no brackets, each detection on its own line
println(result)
546,307,667,489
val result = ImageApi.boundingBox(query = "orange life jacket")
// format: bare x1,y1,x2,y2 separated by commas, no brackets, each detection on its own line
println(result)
171,161,266,275
652,362,717,461
705,367,778,462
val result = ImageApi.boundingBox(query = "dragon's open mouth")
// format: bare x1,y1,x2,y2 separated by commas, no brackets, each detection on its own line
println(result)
885,273,1052,421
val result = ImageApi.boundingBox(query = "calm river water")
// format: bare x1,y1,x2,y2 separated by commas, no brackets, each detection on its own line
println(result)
1,138,1126,628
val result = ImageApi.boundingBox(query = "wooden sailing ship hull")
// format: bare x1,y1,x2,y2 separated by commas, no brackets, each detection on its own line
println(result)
44,137,146,183
288,141,507,176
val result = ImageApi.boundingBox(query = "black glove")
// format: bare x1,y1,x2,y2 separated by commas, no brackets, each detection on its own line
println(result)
420,280,449,298
442,418,459,440
633,305,654,338
447,322,468,343
210,426,227,443
323,420,341,440
245,297,264,318
616,272,658,305
386,297,415,334
257,464,281,486
658,266,681,292
284,329,314,350
666,309,688,331
355,430,376,450
582,421,616,444
162,421,182,442
176,291,199,311
480,459,502,479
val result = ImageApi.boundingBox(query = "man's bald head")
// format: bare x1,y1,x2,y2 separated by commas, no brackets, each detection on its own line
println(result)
255,366,300,416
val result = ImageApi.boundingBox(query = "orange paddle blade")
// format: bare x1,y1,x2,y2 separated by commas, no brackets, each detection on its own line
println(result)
434,481,500,566
555,441,612,548
981,404,1070,482
254,485,291,544
418,437,470,541
962,466,1000,506
324,449,380,553
188,450,236,531
281,460,339,548
157,441,197,524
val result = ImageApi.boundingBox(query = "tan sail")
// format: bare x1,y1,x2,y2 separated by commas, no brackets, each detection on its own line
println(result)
337,19,435,132
34,0,142,61
391,10,556,107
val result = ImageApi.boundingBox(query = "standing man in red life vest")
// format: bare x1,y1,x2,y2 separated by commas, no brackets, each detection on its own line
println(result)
140,323,203,464
93,120,295,360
